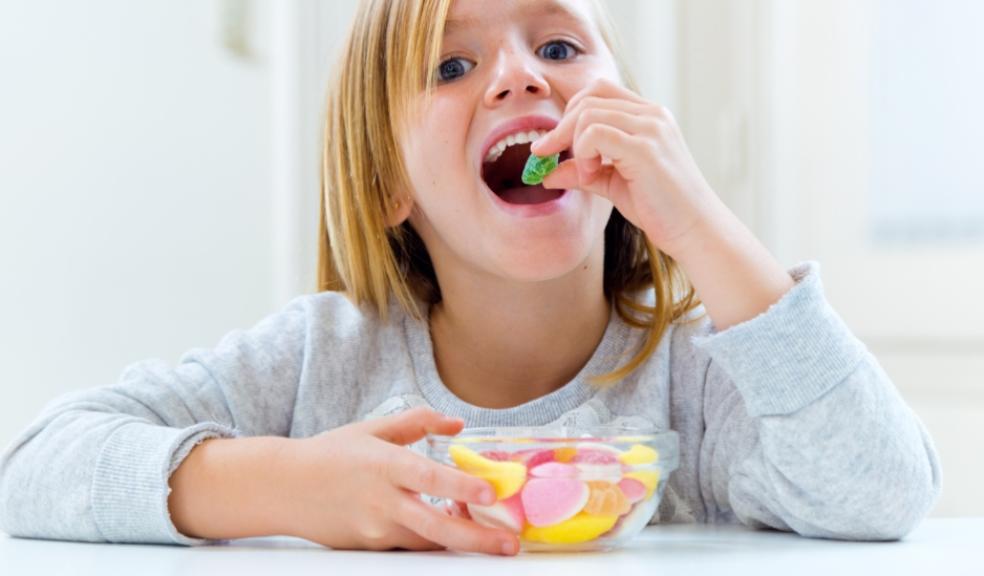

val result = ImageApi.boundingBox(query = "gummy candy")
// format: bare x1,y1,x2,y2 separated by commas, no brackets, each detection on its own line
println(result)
521,152,560,185
444,441,664,549
522,512,619,544
618,444,659,466
449,445,527,500
582,480,632,516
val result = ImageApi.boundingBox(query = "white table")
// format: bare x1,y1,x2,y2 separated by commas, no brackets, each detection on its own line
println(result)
1,518,979,576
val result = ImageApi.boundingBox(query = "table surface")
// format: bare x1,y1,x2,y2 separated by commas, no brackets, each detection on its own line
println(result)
1,518,979,576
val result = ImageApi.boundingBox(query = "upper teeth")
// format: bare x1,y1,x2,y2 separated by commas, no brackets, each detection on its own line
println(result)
483,129,550,164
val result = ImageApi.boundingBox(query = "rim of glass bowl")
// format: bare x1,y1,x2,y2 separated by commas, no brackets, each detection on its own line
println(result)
426,426,680,470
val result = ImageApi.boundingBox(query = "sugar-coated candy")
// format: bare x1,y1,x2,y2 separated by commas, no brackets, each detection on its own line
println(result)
572,446,621,464
521,152,560,185
618,444,659,466
553,446,577,462
617,477,647,503
529,462,578,478
624,470,660,499
449,445,527,500
468,492,526,533
521,477,589,527
511,448,555,468
522,512,619,545
583,480,632,516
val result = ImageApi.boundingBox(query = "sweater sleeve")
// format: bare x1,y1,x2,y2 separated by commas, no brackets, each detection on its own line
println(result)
691,260,941,540
0,294,312,546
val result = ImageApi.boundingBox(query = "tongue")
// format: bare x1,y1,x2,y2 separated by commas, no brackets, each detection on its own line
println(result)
497,184,564,205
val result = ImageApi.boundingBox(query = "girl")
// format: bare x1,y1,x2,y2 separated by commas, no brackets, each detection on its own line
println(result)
0,0,939,557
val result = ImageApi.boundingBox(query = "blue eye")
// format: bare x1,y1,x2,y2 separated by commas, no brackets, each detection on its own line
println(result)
539,40,579,61
437,57,474,82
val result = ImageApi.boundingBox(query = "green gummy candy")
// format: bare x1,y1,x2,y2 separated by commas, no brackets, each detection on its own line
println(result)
521,152,560,186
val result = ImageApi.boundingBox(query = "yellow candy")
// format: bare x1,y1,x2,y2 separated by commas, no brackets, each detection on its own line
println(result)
448,445,527,500
624,470,660,499
617,444,659,466
522,512,619,544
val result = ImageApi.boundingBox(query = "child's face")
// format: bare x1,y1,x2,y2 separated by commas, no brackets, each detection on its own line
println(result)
399,0,622,284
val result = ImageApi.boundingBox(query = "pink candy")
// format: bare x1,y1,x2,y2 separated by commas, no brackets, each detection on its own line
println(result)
521,478,590,527
511,448,556,468
571,446,620,464
617,477,647,503
480,450,512,462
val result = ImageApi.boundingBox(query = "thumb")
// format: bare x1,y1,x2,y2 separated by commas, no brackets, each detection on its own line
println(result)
361,406,464,446
541,159,579,190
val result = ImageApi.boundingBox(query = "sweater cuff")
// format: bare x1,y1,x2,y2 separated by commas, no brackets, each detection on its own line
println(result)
690,260,868,417
91,421,240,545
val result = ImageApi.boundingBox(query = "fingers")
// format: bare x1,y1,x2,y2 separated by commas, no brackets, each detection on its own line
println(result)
564,77,649,116
541,160,580,190
532,98,648,158
362,406,464,446
531,80,650,157
394,493,519,556
385,524,447,552
571,123,634,178
543,123,638,200
386,446,497,506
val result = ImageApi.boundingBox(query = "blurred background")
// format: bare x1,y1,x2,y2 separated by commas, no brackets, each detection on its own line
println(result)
0,0,980,517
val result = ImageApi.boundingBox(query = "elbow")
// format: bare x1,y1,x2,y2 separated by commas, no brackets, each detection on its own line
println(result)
0,451,19,537
821,448,941,541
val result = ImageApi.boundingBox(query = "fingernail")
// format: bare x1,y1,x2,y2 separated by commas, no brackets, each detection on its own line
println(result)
501,539,516,555
480,488,496,505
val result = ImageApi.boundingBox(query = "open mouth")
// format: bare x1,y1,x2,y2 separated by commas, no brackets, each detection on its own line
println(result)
481,142,572,205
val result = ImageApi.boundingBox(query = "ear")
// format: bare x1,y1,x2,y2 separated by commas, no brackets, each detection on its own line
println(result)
384,192,413,228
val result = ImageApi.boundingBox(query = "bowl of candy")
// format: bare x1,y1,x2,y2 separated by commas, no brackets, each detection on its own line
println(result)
426,426,679,552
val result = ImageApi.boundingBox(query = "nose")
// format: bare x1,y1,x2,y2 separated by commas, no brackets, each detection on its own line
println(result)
483,45,551,107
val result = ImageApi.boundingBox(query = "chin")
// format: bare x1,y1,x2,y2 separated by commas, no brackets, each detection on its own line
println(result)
486,238,595,283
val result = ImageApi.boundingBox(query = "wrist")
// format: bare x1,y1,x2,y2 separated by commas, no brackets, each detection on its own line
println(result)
655,202,794,331
658,199,734,265
168,435,296,540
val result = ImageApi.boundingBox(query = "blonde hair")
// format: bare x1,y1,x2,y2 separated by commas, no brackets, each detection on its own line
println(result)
318,0,702,387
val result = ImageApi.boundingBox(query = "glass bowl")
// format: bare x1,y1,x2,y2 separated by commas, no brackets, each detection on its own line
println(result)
426,425,679,553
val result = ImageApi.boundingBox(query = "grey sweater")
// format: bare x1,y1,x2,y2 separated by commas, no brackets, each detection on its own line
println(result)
0,261,941,546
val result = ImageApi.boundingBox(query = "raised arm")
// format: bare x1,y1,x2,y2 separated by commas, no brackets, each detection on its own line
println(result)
688,261,941,539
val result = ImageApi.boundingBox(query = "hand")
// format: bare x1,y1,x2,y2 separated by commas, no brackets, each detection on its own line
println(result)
531,78,725,259
279,407,519,555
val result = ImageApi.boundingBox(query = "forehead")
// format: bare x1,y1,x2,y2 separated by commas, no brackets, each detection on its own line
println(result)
443,0,594,35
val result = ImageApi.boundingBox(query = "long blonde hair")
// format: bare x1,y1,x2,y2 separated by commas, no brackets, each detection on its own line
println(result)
318,0,702,387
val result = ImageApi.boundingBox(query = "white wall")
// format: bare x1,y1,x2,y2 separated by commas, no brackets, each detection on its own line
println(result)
603,0,678,112
0,0,275,447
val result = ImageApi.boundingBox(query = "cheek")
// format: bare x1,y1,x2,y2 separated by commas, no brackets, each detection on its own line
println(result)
558,57,624,96
413,109,472,180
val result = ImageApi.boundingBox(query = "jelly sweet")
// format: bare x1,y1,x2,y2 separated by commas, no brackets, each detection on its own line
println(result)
444,442,664,548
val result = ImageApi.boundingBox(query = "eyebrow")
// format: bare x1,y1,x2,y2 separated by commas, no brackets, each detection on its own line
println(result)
444,1,589,34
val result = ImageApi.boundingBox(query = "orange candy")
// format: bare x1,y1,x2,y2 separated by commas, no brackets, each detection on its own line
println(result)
582,480,632,516
553,446,577,463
